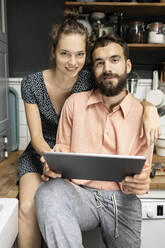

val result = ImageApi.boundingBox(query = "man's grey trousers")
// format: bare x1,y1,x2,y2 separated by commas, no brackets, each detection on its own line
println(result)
35,179,142,248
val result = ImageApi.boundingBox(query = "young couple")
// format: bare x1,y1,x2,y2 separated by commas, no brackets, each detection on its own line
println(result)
18,13,159,248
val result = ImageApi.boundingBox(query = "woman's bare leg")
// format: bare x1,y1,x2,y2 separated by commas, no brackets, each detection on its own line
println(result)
18,173,42,248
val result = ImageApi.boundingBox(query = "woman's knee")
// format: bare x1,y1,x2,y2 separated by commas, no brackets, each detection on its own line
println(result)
18,172,42,222
19,199,35,220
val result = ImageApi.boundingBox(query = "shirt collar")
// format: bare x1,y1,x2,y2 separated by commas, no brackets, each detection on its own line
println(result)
87,89,144,137
87,89,104,106
87,89,133,118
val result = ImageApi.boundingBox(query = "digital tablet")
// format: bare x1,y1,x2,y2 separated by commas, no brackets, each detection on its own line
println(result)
43,152,146,182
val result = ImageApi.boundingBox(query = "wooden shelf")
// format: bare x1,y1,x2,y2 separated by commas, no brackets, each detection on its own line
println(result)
65,2,165,17
128,43,165,50
65,2,165,51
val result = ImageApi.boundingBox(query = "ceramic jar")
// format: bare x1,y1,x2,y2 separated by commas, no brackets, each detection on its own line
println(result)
147,22,165,44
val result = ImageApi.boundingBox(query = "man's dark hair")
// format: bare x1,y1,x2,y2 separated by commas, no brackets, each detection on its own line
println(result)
90,34,129,66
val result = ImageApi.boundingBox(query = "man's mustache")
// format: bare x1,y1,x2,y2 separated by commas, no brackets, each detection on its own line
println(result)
101,73,119,79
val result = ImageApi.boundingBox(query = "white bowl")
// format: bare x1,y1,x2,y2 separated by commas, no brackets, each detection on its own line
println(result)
160,126,165,136
156,137,165,147
160,115,165,123
156,146,165,156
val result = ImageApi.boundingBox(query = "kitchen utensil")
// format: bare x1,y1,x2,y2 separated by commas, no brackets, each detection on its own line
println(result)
146,70,165,108
150,162,162,178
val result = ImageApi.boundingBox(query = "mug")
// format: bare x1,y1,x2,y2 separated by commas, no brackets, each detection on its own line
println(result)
126,78,138,94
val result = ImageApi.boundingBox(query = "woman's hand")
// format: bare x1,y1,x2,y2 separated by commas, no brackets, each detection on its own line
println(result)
121,165,151,195
143,103,160,146
40,155,62,182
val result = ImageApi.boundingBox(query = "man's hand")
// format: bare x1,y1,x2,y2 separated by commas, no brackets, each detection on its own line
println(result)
40,156,62,182
121,165,151,195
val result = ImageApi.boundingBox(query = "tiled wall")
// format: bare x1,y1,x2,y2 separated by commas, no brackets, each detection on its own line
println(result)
9,78,30,151
8,77,154,151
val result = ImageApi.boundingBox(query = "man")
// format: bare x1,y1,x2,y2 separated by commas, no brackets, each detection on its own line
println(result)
35,35,153,248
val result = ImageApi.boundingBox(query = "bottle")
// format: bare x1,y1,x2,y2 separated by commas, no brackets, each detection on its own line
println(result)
118,13,125,40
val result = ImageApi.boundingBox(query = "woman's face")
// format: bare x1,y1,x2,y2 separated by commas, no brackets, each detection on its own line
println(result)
54,33,86,78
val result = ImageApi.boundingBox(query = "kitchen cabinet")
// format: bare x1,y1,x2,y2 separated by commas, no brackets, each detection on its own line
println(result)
65,2,165,67
0,0,7,42
0,0,10,162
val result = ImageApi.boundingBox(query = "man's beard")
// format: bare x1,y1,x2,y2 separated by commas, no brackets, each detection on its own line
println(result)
95,71,128,97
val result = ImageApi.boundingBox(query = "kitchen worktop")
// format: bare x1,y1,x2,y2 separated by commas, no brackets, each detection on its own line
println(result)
150,153,165,189
0,151,165,198
0,151,22,198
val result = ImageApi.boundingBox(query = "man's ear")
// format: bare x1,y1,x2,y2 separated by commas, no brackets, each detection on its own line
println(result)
126,59,132,74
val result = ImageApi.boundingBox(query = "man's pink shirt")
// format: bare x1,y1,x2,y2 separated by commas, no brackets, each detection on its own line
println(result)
54,89,153,191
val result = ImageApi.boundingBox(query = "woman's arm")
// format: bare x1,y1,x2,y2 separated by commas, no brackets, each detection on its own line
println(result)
132,95,161,146
24,102,51,155
140,101,160,146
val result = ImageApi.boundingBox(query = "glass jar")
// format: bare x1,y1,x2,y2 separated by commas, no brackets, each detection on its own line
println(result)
126,21,144,43
91,12,106,38
147,22,165,44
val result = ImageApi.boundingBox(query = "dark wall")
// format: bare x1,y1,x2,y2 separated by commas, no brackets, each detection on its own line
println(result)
7,0,65,77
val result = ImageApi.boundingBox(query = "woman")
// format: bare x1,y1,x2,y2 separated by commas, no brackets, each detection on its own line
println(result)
18,13,160,248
